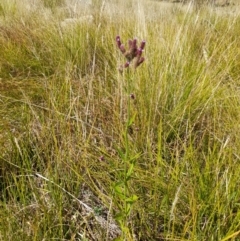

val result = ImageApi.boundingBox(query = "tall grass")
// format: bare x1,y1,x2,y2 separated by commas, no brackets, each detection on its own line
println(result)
1,0,240,240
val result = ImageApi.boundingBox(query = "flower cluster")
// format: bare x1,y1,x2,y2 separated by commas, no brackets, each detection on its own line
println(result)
116,35,145,72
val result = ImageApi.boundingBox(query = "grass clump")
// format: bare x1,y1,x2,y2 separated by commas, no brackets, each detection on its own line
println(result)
1,0,240,240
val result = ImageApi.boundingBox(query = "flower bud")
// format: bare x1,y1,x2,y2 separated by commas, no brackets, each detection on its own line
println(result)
116,35,121,48
140,40,146,50
124,61,130,68
120,44,126,54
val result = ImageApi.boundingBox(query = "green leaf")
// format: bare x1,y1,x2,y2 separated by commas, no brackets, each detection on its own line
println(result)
116,148,125,159
125,194,138,204
126,163,134,178
126,203,131,215
130,152,141,162
113,182,125,198
114,212,125,221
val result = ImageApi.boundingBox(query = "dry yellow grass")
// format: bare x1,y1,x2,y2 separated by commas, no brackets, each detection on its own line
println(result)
1,1,240,240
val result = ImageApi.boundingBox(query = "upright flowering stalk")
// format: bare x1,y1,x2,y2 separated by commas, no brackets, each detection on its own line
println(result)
114,36,146,239
116,36,146,72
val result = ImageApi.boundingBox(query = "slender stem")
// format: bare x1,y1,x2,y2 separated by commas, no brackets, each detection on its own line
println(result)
124,71,130,222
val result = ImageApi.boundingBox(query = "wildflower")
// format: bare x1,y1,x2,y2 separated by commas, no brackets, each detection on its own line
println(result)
140,40,146,50
130,93,135,100
99,156,105,161
116,36,121,48
116,36,146,71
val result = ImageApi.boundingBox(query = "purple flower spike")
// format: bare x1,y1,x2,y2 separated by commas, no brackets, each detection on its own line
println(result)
116,36,121,48
120,44,126,54
131,39,138,55
140,41,146,50
128,39,133,48
99,156,105,161
132,38,137,48
116,35,146,72
130,93,135,99
137,48,143,57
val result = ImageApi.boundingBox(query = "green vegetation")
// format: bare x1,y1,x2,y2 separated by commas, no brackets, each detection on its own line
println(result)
1,0,240,240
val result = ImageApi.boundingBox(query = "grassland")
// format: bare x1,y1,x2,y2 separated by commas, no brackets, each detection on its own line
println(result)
1,0,240,240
